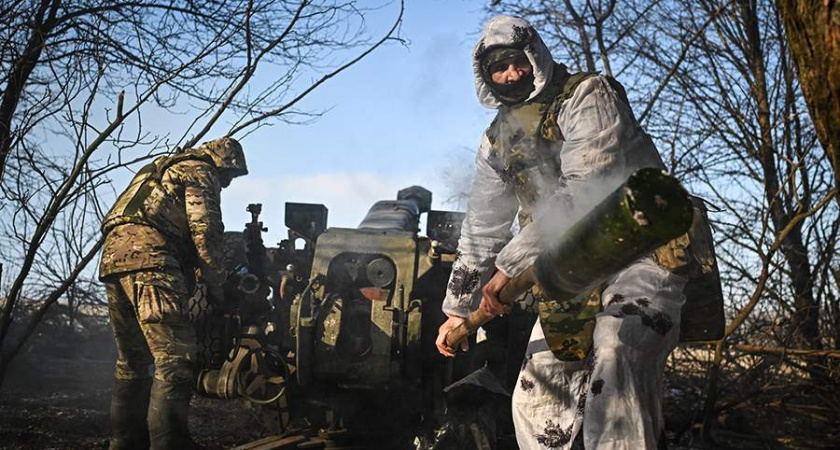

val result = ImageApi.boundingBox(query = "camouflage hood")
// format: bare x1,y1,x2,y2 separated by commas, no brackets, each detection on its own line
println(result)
190,137,248,177
473,15,555,109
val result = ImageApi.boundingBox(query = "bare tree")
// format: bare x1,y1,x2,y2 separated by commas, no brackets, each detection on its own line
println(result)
675,1,839,439
0,0,404,384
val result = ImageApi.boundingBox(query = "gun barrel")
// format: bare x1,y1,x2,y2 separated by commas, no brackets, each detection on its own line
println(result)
445,168,694,348
357,186,433,232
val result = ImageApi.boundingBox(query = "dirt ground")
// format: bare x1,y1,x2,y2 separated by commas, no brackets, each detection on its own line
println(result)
1,359,264,449
1,315,837,449
0,315,265,450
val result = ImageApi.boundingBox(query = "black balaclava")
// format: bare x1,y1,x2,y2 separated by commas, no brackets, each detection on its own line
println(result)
480,47,535,106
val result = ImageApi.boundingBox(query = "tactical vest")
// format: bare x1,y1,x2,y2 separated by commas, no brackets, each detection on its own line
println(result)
101,152,215,242
485,65,724,358
485,65,612,225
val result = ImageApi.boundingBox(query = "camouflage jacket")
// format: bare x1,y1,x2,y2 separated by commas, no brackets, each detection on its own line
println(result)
443,16,665,318
99,155,227,301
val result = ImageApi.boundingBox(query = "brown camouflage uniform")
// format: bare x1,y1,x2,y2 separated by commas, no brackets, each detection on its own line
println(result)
100,153,228,383
100,138,246,449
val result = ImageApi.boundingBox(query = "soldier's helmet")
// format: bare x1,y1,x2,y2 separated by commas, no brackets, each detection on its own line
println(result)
192,137,248,177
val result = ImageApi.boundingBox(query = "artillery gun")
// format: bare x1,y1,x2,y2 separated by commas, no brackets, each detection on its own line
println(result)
191,186,529,449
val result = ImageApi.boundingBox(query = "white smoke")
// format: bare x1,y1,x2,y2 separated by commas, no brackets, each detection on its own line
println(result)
496,167,638,278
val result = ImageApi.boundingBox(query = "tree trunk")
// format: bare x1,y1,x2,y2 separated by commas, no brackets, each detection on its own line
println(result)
562,0,597,71
777,0,840,206
740,0,820,349
782,228,819,348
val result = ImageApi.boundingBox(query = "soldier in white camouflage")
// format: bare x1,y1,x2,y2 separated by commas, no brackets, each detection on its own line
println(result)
436,16,690,449
99,137,247,450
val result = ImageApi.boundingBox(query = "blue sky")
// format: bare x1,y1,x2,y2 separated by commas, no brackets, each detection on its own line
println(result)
218,1,493,244
1,1,493,285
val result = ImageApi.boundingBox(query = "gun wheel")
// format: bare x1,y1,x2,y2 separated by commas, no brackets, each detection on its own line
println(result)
236,343,292,432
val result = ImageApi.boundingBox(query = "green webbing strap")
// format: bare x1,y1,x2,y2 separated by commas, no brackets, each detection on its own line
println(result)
121,152,214,218
540,70,632,142
603,75,630,107
562,71,600,102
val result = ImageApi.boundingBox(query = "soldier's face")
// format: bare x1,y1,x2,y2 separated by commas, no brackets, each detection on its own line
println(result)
488,55,532,85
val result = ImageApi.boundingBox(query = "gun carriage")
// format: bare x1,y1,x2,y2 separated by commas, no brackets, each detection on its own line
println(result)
191,187,525,449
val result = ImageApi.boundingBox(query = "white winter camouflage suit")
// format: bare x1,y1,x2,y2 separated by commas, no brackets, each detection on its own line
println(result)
442,16,687,449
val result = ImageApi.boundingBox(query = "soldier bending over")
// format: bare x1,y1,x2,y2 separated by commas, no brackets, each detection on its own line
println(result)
99,138,247,449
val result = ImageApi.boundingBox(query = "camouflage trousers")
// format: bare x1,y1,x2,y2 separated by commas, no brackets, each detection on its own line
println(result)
106,270,197,384
512,257,687,450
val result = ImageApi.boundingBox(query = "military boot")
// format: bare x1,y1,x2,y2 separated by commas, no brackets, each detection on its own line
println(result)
109,377,152,450
147,378,202,449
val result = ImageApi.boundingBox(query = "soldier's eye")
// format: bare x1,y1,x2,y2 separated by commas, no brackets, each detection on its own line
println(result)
490,63,507,74
514,56,531,68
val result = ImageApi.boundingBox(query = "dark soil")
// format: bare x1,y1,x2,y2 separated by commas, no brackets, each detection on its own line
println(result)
2,315,837,449
0,318,265,450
